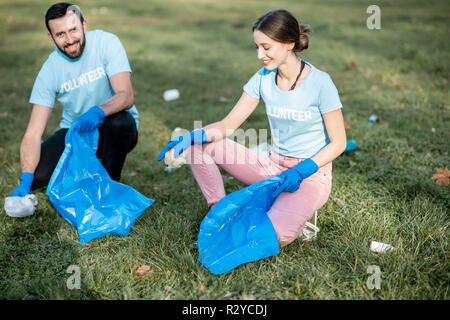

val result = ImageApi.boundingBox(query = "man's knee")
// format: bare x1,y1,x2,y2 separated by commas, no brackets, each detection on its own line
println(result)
103,111,136,134
30,172,47,190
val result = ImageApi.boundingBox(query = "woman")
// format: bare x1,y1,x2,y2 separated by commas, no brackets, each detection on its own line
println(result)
157,9,346,248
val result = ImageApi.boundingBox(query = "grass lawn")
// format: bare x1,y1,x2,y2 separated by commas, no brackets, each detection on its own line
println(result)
0,0,448,299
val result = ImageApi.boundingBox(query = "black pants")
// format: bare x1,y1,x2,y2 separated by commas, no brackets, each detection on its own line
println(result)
31,110,138,190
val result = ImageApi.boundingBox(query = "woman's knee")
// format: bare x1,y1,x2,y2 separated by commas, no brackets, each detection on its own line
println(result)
276,228,299,247
268,198,319,247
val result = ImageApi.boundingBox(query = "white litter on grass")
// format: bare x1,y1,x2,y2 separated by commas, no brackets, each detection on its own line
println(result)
4,194,38,218
164,148,187,168
223,291,238,298
370,241,393,253
163,89,180,101
164,127,188,171
302,211,319,241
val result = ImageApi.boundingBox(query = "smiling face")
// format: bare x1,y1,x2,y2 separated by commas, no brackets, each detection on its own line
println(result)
253,29,295,71
47,11,87,59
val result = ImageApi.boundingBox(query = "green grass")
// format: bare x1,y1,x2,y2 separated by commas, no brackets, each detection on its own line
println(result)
0,0,449,299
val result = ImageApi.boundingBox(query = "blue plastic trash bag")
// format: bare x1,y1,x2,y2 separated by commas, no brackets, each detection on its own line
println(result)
47,127,154,245
197,176,282,275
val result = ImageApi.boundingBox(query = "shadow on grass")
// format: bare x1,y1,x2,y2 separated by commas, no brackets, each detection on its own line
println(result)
0,194,98,299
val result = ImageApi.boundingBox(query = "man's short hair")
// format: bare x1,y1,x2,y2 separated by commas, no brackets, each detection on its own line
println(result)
45,2,84,33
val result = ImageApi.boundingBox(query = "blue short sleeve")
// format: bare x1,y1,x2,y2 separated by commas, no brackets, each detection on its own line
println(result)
243,69,263,99
318,73,343,114
29,61,57,108
102,32,132,77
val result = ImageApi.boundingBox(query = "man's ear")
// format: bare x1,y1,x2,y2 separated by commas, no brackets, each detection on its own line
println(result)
82,19,87,33
47,32,54,43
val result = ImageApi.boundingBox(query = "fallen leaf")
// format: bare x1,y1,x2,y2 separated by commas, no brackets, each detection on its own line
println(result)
426,153,432,158
136,265,154,277
348,58,356,68
393,103,405,111
0,112,8,117
128,171,136,176
334,198,345,207
199,282,206,291
344,120,351,130
431,167,450,186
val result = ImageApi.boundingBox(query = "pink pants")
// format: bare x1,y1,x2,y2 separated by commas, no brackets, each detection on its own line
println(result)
188,138,332,247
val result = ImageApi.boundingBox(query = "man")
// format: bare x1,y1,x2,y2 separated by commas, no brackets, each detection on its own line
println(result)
11,2,139,197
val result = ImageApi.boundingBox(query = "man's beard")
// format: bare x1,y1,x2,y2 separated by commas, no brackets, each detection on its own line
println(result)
57,32,86,59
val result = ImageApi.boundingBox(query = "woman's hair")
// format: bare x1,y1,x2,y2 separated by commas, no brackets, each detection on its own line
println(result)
252,9,312,52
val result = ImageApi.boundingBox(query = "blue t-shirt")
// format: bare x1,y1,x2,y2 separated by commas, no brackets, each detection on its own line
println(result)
243,61,342,158
29,30,139,129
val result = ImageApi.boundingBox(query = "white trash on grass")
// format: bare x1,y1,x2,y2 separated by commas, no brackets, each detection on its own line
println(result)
164,127,188,171
4,194,38,218
370,241,393,253
163,89,180,101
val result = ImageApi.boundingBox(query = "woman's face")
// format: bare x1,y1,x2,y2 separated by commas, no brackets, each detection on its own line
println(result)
253,30,295,71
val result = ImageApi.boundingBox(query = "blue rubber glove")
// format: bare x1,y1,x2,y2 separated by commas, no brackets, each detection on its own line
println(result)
73,106,105,132
157,129,207,162
273,158,318,198
11,172,34,197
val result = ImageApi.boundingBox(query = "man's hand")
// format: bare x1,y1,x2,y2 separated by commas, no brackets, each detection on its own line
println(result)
73,105,105,132
11,172,34,197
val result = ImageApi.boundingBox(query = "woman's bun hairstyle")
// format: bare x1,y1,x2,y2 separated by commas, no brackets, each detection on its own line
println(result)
298,23,312,52
253,9,312,52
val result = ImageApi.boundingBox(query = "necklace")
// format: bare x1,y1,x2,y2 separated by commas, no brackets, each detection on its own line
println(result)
290,60,306,90
276,59,306,91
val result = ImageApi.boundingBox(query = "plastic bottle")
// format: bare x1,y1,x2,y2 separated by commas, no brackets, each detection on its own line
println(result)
368,114,378,123
345,140,357,152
